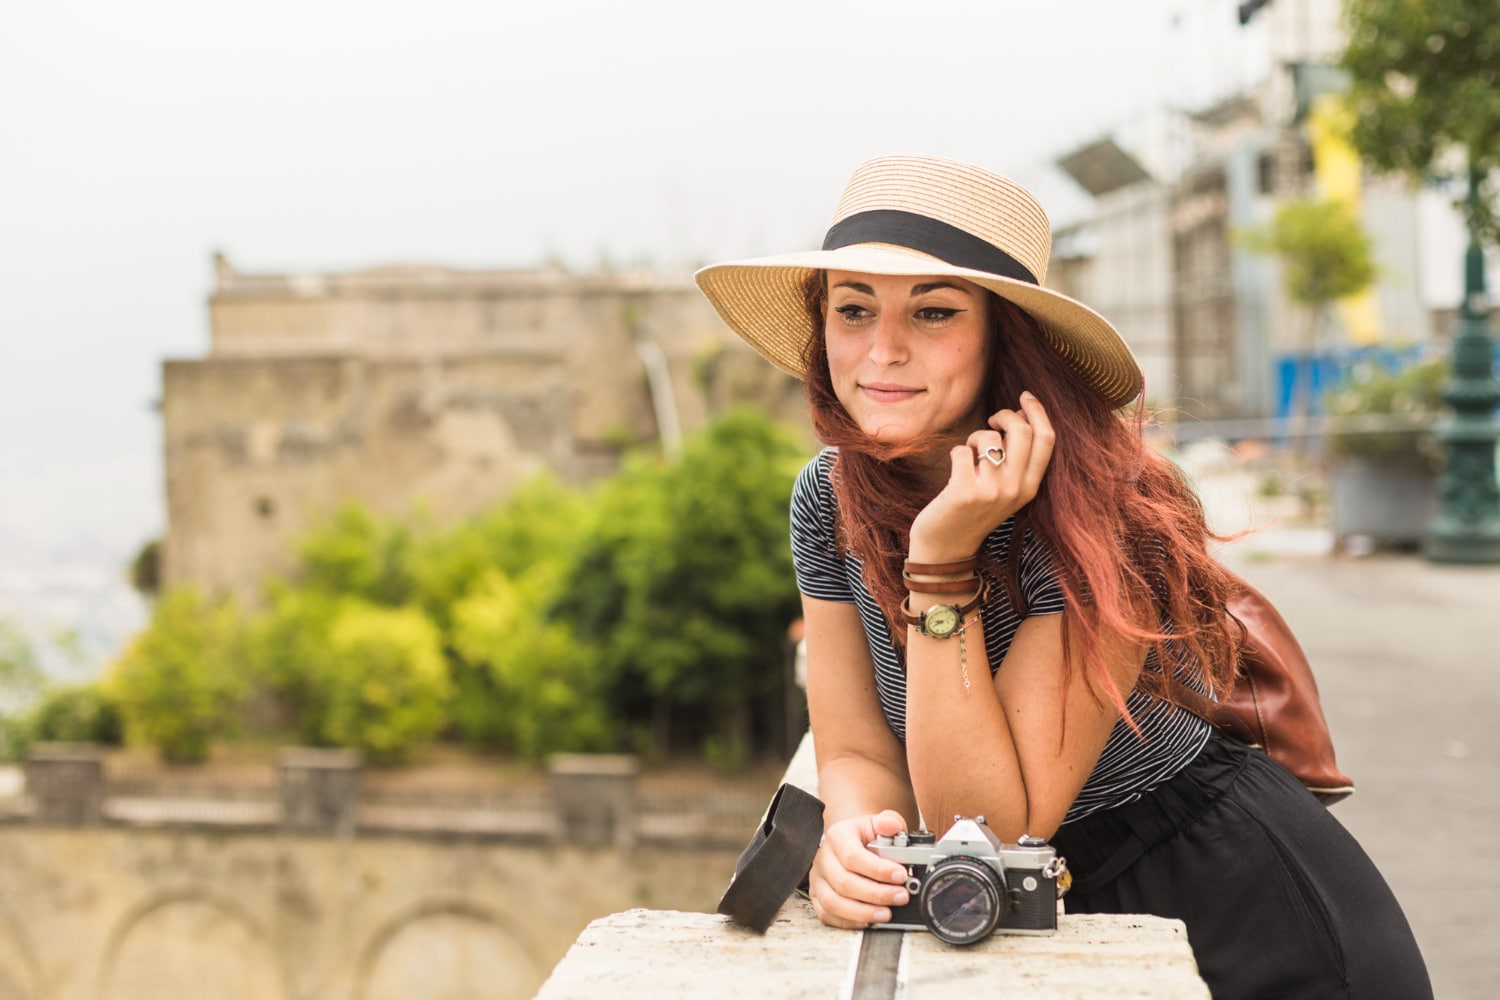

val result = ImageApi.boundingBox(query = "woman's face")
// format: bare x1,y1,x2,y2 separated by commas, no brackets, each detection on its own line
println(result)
823,270,992,444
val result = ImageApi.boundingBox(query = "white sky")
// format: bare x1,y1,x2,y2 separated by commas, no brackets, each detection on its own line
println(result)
0,0,1270,644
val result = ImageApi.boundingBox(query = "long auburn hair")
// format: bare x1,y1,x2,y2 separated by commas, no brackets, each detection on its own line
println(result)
799,272,1245,720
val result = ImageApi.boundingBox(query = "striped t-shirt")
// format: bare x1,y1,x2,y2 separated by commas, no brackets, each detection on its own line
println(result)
790,448,1211,825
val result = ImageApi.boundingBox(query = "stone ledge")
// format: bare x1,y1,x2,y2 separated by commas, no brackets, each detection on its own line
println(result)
536,732,1210,998
535,899,1209,999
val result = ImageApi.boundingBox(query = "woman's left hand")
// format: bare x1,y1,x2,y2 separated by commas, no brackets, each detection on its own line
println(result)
908,391,1055,563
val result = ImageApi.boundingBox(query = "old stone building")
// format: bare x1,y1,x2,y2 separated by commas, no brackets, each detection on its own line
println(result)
161,255,804,603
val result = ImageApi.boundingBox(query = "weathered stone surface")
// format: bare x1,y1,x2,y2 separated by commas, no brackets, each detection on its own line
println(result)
903,912,1209,999
278,748,361,836
534,904,854,999
534,900,1209,999
548,754,639,850
24,745,105,827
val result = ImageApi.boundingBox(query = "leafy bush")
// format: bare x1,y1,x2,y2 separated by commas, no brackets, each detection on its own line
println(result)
6,683,126,760
568,409,806,760
108,589,248,763
406,475,588,626
449,568,609,758
316,602,451,764
1327,357,1447,467
246,586,346,744
296,505,416,605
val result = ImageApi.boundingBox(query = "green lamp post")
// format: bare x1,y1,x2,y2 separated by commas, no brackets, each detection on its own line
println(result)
1427,167,1500,563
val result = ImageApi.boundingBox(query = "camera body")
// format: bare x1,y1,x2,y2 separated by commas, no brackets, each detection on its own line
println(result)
867,816,1065,946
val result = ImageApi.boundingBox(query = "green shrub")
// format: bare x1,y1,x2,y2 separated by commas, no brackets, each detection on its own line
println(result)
20,683,125,750
449,569,610,758
295,504,416,605
317,602,451,764
407,475,588,626
246,586,347,744
567,409,805,758
108,589,248,763
1327,357,1447,467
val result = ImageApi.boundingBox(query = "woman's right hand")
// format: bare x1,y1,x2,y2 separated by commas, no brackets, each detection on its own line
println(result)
807,809,914,929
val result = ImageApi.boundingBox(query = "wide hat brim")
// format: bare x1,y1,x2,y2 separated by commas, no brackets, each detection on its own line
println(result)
695,243,1143,409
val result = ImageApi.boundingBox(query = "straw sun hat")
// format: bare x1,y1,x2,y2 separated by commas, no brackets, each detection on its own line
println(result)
694,155,1143,408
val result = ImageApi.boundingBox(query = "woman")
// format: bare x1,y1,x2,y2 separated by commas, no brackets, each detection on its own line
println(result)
696,155,1431,1000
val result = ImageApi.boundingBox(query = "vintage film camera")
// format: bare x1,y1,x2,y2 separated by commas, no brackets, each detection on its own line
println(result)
867,816,1067,946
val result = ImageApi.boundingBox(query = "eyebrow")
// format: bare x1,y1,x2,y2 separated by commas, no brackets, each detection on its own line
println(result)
911,281,971,295
830,280,973,296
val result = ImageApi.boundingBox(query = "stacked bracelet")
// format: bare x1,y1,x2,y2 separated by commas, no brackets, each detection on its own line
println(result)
901,553,984,694
902,571,981,594
902,555,982,596
900,552,984,638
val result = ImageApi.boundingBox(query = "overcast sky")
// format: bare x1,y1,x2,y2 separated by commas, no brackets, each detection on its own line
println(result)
0,0,1270,643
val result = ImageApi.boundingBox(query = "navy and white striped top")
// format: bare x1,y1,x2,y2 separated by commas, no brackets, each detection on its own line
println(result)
790,448,1211,825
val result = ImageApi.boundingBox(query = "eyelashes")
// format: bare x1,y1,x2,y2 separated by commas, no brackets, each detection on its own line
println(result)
831,304,965,325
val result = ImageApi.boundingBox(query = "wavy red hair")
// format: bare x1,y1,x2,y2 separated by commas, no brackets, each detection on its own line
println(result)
798,272,1245,720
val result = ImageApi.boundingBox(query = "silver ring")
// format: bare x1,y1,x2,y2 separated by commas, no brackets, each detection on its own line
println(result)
983,445,1006,467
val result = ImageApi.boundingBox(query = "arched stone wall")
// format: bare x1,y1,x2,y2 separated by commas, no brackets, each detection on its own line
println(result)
98,890,287,1000
0,827,739,1000
354,900,543,1000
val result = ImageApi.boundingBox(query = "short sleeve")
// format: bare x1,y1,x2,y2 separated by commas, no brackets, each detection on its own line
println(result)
1018,526,1067,616
790,450,856,604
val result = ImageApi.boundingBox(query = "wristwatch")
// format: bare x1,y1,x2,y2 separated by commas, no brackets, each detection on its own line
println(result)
900,582,986,639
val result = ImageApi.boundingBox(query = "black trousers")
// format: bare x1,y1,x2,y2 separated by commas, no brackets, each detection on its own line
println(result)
1051,737,1433,1000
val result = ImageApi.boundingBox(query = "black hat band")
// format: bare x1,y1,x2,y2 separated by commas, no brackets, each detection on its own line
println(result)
821,209,1039,286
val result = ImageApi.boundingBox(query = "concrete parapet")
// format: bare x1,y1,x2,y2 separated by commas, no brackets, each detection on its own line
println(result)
535,902,1210,999
278,748,361,835
548,754,639,850
24,744,105,826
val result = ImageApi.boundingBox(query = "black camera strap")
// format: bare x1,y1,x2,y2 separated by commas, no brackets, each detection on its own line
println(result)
716,782,825,933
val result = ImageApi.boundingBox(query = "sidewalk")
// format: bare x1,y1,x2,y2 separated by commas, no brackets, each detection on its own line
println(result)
1194,458,1500,1000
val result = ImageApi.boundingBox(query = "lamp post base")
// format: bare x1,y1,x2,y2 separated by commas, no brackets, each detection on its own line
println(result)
1426,518,1500,563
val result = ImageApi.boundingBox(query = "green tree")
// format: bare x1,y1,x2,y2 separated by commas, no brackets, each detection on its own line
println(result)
449,568,610,757
295,504,416,606
7,683,126,760
316,601,451,764
1342,0,1500,241
1343,0,1500,559
1240,198,1378,308
108,589,248,763
569,410,806,763
1239,198,1377,424
129,538,162,599
247,586,347,744
406,475,588,626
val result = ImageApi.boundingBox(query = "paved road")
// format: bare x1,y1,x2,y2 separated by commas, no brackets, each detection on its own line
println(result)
1199,464,1499,1000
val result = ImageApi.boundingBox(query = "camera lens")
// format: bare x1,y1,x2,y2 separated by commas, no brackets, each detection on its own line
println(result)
918,857,1004,946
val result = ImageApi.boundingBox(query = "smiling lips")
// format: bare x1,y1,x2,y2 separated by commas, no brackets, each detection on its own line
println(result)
860,382,924,403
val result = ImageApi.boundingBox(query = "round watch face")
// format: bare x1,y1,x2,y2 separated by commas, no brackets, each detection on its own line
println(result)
923,604,961,637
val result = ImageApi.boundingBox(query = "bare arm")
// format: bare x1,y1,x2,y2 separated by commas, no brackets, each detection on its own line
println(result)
902,391,1146,840
802,594,918,928
904,609,1146,841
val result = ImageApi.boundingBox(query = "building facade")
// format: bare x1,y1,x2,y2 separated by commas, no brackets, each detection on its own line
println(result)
161,256,803,603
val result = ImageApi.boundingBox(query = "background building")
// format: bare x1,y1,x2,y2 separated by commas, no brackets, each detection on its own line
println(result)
161,256,802,603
